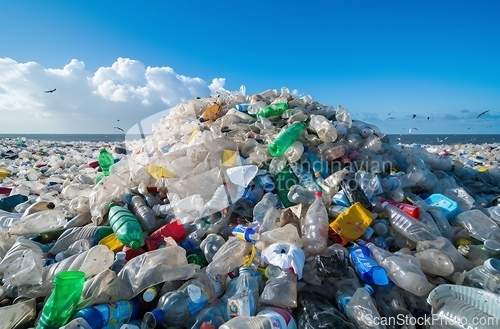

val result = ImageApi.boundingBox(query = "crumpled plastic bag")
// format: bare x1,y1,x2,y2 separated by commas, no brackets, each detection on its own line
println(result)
262,242,306,279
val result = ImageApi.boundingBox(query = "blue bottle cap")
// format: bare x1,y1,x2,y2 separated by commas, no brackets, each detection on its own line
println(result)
363,284,375,295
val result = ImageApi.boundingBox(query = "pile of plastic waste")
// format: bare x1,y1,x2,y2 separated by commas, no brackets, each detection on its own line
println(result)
2,86,500,329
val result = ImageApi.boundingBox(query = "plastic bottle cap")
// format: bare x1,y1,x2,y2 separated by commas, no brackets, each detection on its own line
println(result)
200,323,216,329
363,284,375,295
142,287,157,302
484,240,500,253
130,241,142,250
381,201,389,208
457,245,469,256
55,252,65,262
484,258,500,274
115,251,127,260
315,191,322,198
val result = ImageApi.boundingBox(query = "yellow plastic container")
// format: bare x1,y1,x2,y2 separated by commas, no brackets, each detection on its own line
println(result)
329,202,373,242
98,233,124,252
0,168,9,179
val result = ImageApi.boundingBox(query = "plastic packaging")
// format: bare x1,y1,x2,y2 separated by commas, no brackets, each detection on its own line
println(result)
98,149,115,177
461,258,500,294
55,239,91,262
348,245,389,286
295,291,355,329
259,265,298,308
128,195,160,233
454,209,500,242
383,202,437,242
256,102,288,119
226,266,259,318
268,121,307,157
72,298,141,329
309,114,338,143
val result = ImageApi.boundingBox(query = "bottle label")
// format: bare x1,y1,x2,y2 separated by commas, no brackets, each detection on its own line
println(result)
95,300,132,325
227,297,251,318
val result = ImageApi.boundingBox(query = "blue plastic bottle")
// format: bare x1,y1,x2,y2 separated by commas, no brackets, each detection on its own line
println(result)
349,245,389,286
305,152,331,178
0,194,29,211
71,298,141,329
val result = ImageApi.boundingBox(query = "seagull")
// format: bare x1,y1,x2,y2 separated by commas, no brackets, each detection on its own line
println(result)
117,119,121,122
436,136,449,143
386,117,395,120
388,111,394,116
44,88,56,93
409,127,418,133
411,114,416,119
427,116,430,120
477,110,489,118
114,126,124,132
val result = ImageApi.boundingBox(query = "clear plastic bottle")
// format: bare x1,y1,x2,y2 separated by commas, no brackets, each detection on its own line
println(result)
287,185,315,205
416,237,475,273
252,193,280,234
289,163,319,192
461,258,500,294
49,226,114,255
284,141,304,163
225,266,259,318
320,143,345,161
54,239,90,262
151,271,224,329
200,234,226,263
454,209,500,242
259,265,297,309
206,237,253,276
309,114,338,143
383,202,437,242
367,243,434,296
71,298,141,329
345,286,384,329
23,201,55,217
301,192,329,256
414,249,455,277
219,316,271,329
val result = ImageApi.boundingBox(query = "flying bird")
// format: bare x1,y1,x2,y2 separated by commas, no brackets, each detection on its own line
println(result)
411,114,416,119
477,110,489,118
117,119,121,122
44,88,56,93
114,126,124,132
427,117,430,120
386,117,395,120
436,137,449,143
388,111,394,115
409,127,418,133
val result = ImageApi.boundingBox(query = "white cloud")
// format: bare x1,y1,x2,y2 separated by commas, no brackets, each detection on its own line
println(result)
0,57,224,133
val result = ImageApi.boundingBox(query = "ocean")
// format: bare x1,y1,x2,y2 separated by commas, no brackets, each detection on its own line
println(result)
1,134,499,145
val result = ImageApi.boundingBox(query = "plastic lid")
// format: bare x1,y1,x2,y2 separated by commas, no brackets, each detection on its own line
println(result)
314,191,323,198
142,287,158,302
55,252,65,262
484,258,500,274
363,284,375,295
457,245,469,256
371,266,389,286
363,226,374,240
484,240,500,253
130,240,142,250
143,309,163,329
198,118,205,122
381,201,389,208
115,251,127,260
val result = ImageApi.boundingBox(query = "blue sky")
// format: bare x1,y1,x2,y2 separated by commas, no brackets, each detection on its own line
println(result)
1,1,499,134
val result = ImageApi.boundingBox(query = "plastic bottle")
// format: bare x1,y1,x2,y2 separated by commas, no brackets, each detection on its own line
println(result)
199,102,222,122
259,265,298,309
268,121,307,157
284,141,304,163
252,193,280,234
200,234,226,263
256,102,288,119
301,192,329,256
151,271,224,328
55,239,91,262
344,285,384,329
98,149,115,177
348,245,389,286
145,220,186,251
71,298,141,329
256,173,275,192
226,266,260,318
461,258,500,294
295,291,354,329
126,195,159,233
185,299,227,329
305,152,331,178
366,243,434,296
383,202,437,242
320,143,346,161
110,251,128,274
289,162,319,192
287,185,315,205
416,237,475,274
36,271,86,329
457,240,500,266
272,165,299,208
23,201,55,217
108,203,145,250
414,249,455,277
219,316,271,329
309,114,338,143
454,209,500,242
49,226,113,255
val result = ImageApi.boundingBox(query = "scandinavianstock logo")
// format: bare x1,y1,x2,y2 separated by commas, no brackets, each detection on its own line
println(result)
359,314,500,328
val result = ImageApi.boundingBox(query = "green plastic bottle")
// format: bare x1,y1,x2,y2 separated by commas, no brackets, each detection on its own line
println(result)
98,149,115,176
256,102,288,119
268,121,307,157
36,271,86,329
108,203,145,249
272,165,298,208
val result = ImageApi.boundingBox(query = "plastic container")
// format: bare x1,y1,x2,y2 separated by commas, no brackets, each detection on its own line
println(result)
23,201,55,217
424,193,459,219
55,239,91,262
49,226,114,255
99,233,125,253
145,219,186,251
256,102,288,119
458,240,500,266
110,251,128,274
454,209,500,242
226,266,260,318
383,202,437,242
108,203,145,249
309,114,338,143
199,102,222,122
36,271,86,329
71,298,141,329
330,202,373,244
272,165,299,208
128,195,159,233
0,194,29,212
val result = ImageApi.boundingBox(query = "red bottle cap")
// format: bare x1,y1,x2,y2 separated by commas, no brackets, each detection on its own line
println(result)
315,191,323,198
200,323,216,329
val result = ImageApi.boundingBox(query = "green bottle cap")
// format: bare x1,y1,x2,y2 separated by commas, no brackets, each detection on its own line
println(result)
130,240,142,250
